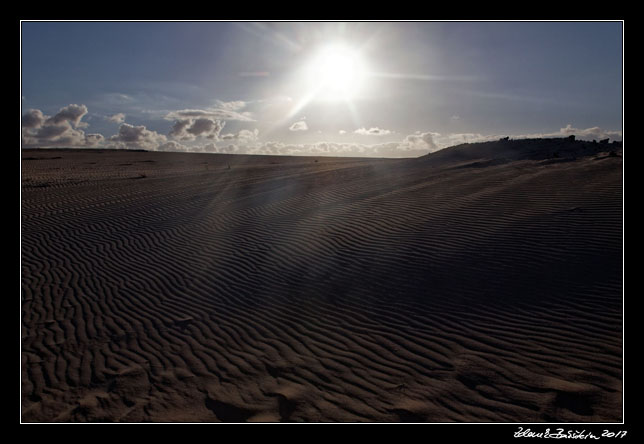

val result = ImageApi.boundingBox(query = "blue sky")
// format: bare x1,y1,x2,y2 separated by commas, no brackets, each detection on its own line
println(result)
21,21,623,157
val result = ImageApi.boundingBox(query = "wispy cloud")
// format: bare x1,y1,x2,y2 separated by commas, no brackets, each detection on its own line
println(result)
100,92,135,105
165,108,255,122
213,100,248,112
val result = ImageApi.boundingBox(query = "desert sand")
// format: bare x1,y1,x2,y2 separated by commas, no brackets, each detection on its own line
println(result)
21,138,623,422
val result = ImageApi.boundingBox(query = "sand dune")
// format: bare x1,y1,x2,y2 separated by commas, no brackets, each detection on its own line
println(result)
21,139,623,422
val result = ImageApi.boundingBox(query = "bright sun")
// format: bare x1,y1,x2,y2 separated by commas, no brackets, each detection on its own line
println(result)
306,45,366,101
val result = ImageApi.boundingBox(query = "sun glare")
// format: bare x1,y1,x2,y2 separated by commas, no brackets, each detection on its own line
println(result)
306,45,367,101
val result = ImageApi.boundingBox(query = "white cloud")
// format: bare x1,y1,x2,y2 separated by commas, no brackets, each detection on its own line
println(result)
84,134,105,146
220,129,259,145
21,109,46,129
430,132,497,148
289,120,309,131
188,118,220,137
169,118,225,141
354,127,393,136
165,104,255,142
108,123,167,150
108,113,126,124
21,105,103,148
398,132,439,152
168,119,191,138
555,124,622,142
45,104,88,128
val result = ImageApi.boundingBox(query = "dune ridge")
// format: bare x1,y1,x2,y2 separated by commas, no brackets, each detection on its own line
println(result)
21,139,622,422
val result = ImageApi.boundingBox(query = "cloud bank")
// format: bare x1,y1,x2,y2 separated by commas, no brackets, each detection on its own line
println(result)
354,127,393,136
22,104,621,159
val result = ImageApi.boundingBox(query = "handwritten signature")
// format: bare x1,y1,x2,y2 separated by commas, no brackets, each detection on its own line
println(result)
514,427,628,440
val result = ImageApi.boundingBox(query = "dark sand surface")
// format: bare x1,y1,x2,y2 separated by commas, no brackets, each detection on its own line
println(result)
21,139,622,422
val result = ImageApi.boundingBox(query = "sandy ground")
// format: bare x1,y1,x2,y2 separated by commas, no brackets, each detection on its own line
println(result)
21,139,623,422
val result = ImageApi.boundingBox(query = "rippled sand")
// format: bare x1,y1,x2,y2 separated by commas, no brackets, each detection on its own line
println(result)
21,140,622,422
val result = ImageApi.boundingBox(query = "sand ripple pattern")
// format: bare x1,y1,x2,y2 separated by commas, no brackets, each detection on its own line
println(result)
21,149,622,422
